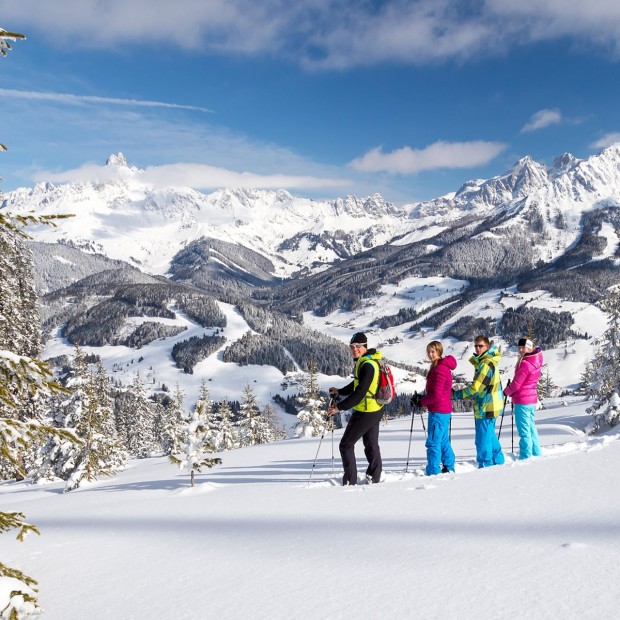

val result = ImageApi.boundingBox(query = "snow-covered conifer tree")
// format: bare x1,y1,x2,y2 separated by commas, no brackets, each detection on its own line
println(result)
125,373,158,458
237,384,264,447
537,364,558,401
64,364,127,491
0,26,77,616
194,380,219,446
161,383,187,455
0,27,25,60
213,400,237,451
262,403,288,441
33,346,90,482
169,398,222,487
585,290,620,430
294,359,328,437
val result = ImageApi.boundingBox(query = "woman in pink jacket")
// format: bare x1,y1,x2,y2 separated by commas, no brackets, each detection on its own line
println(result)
503,337,543,459
420,341,457,475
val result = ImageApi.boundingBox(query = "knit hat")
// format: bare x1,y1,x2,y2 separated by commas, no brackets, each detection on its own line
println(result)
518,337,534,349
350,332,368,346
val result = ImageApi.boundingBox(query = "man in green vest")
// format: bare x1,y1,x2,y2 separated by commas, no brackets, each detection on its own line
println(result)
327,332,384,485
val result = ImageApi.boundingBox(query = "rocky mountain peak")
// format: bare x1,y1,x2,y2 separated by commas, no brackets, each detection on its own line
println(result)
550,152,580,178
105,153,129,168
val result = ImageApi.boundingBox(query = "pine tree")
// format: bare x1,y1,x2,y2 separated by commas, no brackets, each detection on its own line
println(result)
33,346,89,482
262,403,288,441
537,364,558,401
585,290,620,430
161,383,187,455
0,26,75,616
64,364,127,491
237,384,263,447
213,400,237,451
194,380,219,446
295,358,327,437
125,373,158,458
169,398,222,487
0,27,25,60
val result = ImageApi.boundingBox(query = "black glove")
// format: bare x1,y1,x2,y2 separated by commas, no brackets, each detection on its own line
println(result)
410,392,422,408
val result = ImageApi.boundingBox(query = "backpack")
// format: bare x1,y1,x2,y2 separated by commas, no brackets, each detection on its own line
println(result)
373,358,396,405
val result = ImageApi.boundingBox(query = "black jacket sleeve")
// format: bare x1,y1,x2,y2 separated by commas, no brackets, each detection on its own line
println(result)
337,362,376,411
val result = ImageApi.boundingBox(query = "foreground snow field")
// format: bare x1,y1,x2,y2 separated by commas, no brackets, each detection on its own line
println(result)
2,397,619,620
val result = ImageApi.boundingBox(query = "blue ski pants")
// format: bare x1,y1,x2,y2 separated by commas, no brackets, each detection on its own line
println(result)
425,412,455,475
474,417,505,468
514,404,541,459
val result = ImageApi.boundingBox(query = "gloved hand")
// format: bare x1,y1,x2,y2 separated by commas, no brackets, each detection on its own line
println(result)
410,392,422,408
328,387,339,398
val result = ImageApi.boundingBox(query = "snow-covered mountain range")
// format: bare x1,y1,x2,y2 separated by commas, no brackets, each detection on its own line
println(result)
5,145,620,284
3,146,620,417
3,153,410,279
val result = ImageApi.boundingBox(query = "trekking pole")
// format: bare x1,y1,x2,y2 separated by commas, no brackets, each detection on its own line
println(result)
329,397,336,475
307,426,327,485
405,407,416,473
498,379,511,440
308,398,335,485
419,406,427,438
511,400,514,453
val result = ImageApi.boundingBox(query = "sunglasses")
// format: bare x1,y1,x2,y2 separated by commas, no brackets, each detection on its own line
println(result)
349,344,365,349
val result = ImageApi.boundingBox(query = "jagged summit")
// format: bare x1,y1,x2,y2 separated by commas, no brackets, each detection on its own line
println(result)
106,153,128,167
550,152,580,178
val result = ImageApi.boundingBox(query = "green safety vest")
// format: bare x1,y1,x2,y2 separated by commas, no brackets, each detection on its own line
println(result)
353,355,383,413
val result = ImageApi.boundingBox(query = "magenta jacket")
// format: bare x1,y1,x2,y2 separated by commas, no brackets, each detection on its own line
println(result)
503,348,543,405
420,355,457,414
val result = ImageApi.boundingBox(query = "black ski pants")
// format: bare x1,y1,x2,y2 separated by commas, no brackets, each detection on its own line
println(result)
339,410,383,485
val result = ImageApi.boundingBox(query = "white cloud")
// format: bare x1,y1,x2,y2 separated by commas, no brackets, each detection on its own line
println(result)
521,109,563,133
0,89,212,113
590,132,620,149
33,161,349,192
3,0,620,67
349,141,507,174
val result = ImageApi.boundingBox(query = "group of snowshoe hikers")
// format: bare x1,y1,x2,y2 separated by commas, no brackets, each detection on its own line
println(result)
326,332,543,486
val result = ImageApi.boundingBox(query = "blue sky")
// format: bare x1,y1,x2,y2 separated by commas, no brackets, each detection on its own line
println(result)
1,0,620,204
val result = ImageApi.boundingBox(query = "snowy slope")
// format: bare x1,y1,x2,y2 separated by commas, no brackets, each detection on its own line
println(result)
2,397,619,620
304,279,608,395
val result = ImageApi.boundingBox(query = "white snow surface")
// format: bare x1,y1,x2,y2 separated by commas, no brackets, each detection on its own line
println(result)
2,397,619,620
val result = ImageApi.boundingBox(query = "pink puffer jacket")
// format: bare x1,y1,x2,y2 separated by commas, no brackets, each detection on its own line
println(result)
503,348,543,405
420,355,457,414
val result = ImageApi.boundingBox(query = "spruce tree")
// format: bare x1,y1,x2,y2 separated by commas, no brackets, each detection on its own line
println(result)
537,364,558,401
64,364,127,491
34,345,89,482
586,290,620,430
262,403,288,441
295,358,327,437
169,398,222,487
237,384,263,447
0,26,75,616
194,380,219,447
213,400,237,451
125,373,158,458
161,383,187,455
